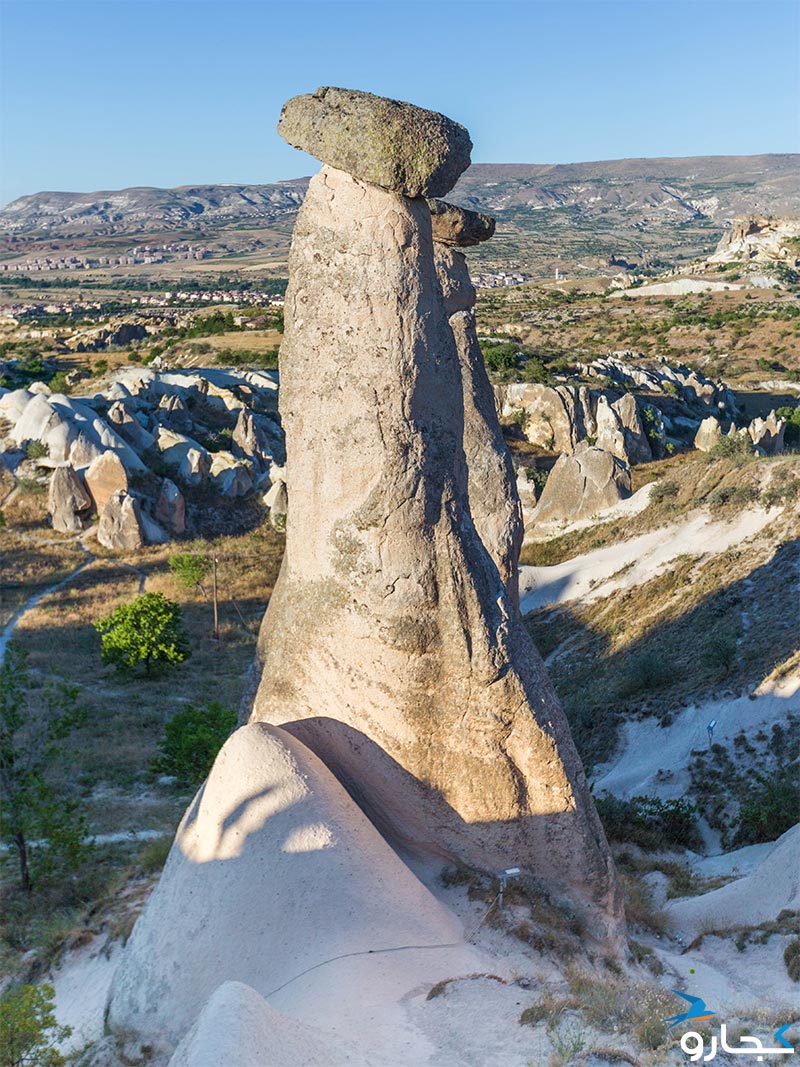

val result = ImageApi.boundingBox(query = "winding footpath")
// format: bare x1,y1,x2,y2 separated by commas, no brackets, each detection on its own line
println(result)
0,531,146,662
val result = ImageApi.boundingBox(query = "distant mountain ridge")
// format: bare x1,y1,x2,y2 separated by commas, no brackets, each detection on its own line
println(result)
3,155,798,275
0,179,310,233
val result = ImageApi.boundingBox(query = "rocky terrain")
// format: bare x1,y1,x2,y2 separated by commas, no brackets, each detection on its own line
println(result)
0,91,798,1067
3,154,798,278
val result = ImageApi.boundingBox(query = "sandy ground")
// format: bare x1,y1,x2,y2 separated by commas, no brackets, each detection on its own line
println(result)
519,506,777,613
50,937,123,1055
592,671,800,804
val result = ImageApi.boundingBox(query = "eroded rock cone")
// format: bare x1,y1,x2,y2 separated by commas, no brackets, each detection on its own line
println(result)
433,216,523,605
48,463,92,533
532,445,632,524
249,157,622,943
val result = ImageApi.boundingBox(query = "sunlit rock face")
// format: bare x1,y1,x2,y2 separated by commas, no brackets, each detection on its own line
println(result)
106,724,472,1050
249,92,623,944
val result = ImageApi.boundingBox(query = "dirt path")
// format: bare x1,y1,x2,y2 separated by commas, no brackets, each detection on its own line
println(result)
0,534,148,661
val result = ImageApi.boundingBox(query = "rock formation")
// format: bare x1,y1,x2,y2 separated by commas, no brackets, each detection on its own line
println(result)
748,410,786,455
277,86,472,198
48,463,92,533
433,215,523,604
85,450,129,514
248,90,622,942
107,724,476,1052
155,477,186,534
531,446,632,524
495,382,596,452
694,415,723,452
167,982,357,1067
595,393,652,466
97,489,144,551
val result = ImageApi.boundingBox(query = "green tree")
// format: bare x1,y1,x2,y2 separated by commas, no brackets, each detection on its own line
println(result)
0,982,71,1067
169,552,211,594
152,701,237,787
0,645,90,892
94,592,190,675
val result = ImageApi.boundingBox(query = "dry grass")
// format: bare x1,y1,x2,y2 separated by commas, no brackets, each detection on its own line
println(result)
525,495,798,764
10,522,283,796
0,531,86,628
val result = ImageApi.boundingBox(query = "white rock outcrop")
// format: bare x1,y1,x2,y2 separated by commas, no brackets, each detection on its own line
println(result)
107,724,474,1052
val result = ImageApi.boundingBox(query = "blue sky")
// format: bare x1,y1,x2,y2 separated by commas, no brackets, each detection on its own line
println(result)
0,0,798,206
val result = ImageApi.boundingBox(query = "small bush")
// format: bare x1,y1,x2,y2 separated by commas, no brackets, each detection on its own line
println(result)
709,434,753,459
702,630,737,672
25,441,48,460
46,372,70,395
734,770,800,846
785,938,800,982
0,982,71,1067
152,701,237,787
596,793,702,851
95,592,190,675
169,552,212,592
480,340,519,372
616,651,673,698
137,835,172,873
16,477,44,495
649,480,678,504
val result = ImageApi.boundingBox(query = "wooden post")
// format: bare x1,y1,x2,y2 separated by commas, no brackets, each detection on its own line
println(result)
212,555,219,640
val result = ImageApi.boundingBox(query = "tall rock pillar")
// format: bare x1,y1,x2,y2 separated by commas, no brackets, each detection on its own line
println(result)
250,87,623,944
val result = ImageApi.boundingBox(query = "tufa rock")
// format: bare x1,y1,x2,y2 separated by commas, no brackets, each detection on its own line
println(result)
232,409,271,467
748,410,785,455
167,982,356,1067
97,490,144,551
155,478,186,535
532,446,632,524
434,243,523,604
277,87,472,198
85,450,129,514
496,382,596,453
594,394,652,466
694,416,723,452
263,467,287,528
48,464,92,533
107,724,473,1050
428,198,495,246
248,163,622,943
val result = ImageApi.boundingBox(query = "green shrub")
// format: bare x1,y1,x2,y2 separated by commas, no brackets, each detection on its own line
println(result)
616,651,673,698
525,466,550,497
152,701,237,787
16,477,44,496
776,405,800,446
0,982,71,1066
46,372,70,395
785,938,800,982
480,340,519,372
94,592,190,675
702,631,737,672
596,793,703,851
734,770,800,846
709,434,753,459
25,441,48,460
93,359,108,376
649,480,678,504
169,553,212,592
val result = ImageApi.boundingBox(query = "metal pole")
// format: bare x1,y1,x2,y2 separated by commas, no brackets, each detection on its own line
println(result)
212,556,219,640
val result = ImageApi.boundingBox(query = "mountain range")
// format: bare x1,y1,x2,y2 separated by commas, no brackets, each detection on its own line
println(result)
2,155,798,276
